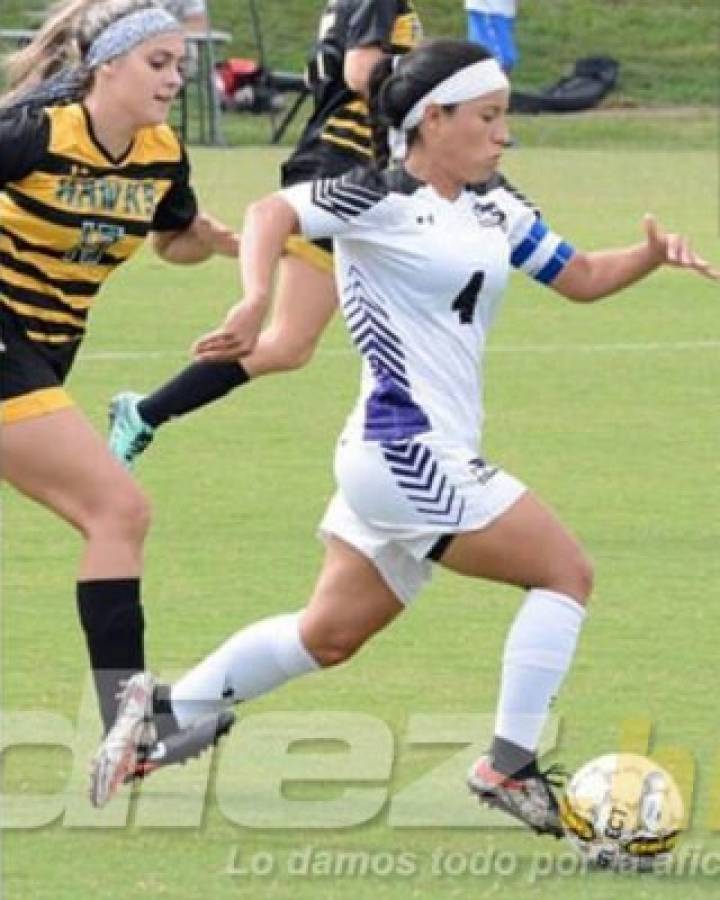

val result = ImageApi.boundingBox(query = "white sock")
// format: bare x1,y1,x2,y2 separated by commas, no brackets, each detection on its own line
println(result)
170,612,319,728
494,589,586,753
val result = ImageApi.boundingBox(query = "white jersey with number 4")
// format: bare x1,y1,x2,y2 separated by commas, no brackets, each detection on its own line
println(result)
282,166,574,452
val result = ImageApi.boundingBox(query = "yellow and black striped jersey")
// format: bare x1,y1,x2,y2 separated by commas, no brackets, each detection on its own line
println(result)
281,0,423,186
0,103,197,348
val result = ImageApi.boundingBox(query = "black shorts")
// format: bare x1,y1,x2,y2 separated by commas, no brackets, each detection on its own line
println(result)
0,304,80,423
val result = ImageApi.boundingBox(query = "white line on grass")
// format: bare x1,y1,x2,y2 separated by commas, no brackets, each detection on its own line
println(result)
83,340,720,361
487,340,720,354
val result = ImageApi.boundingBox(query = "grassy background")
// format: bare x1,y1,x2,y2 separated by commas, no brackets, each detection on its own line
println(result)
1,1,719,898
2,137,720,897
1,0,718,108
1,1,716,149
215,0,720,106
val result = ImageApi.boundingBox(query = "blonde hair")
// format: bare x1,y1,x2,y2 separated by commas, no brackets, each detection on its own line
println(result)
1,0,165,108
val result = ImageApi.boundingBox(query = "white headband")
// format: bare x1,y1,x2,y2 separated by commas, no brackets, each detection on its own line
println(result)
85,8,182,69
401,58,509,129
389,58,510,159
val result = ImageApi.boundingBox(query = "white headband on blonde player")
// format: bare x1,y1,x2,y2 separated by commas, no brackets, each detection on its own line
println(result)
85,7,182,69
389,58,510,159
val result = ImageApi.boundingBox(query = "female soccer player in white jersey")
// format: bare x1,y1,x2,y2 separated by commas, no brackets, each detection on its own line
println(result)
107,0,424,466
0,0,239,794
93,39,718,821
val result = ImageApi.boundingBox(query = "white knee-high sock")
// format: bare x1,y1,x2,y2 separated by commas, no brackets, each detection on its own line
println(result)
170,612,319,728
494,589,586,754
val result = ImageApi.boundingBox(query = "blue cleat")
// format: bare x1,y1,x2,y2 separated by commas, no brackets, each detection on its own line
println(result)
108,391,154,469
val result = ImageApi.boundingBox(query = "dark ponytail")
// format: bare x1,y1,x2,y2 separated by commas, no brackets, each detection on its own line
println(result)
368,39,495,168
368,53,395,170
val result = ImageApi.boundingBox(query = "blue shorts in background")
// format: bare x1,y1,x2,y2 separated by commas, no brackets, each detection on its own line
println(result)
467,11,518,72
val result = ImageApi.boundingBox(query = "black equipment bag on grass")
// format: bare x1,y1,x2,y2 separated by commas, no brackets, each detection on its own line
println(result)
511,56,620,114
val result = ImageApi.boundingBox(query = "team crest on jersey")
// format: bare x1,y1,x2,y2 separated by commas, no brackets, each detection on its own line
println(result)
64,221,125,265
468,457,499,485
472,201,507,230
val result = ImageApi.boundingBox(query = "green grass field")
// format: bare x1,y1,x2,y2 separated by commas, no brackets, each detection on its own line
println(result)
1,0,718,108
2,120,719,897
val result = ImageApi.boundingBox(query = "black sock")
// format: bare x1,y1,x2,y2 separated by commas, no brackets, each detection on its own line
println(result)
152,683,181,740
76,579,145,733
137,360,249,428
491,735,536,777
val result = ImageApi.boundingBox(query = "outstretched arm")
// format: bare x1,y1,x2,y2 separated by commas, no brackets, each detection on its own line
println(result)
551,214,718,302
151,212,240,264
193,195,300,360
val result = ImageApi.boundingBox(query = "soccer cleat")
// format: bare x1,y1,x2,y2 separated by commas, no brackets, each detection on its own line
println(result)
125,710,236,782
468,754,565,838
108,391,154,469
89,672,156,808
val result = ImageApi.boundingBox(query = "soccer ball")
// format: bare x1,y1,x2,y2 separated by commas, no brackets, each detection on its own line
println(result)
560,753,684,871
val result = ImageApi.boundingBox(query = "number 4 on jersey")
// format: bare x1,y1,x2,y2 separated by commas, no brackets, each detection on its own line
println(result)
452,271,485,325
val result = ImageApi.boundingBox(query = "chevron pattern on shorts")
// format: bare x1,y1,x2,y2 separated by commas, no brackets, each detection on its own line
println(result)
382,440,466,526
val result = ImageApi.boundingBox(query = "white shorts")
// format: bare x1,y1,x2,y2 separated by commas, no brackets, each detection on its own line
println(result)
319,436,527,605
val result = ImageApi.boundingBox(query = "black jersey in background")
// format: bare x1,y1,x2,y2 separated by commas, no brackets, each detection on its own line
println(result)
281,0,423,187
